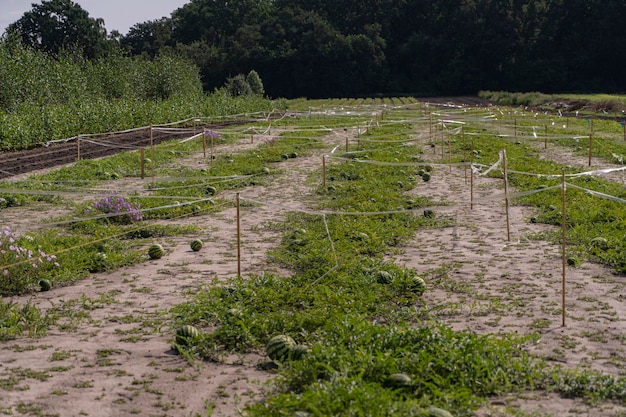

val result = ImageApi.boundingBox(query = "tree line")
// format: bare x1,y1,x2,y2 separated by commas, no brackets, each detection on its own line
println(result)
4,0,626,98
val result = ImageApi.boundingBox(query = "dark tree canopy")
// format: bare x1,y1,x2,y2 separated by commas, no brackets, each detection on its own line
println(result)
6,0,114,59
4,0,626,97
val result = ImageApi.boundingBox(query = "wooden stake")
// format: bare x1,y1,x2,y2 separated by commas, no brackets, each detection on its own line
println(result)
503,149,511,241
429,113,433,143
441,121,444,158
463,126,467,184
448,131,452,172
322,155,327,188
561,169,566,327
140,147,145,179
544,125,548,149
210,134,214,166
202,132,206,159
76,134,81,161
236,193,241,277
345,136,349,153
588,133,593,166
470,138,475,210
514,117,517,140
588,119,594,166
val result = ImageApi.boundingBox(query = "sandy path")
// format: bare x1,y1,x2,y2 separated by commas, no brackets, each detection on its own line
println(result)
2,106,625,416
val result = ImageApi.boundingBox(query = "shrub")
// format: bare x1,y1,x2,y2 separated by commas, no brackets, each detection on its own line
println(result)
0,226,59,295
87,194,143,224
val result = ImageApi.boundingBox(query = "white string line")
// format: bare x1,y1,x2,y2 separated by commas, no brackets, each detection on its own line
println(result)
79,138,139,150
34,197,216,227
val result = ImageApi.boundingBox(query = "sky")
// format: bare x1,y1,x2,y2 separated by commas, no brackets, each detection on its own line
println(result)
0,0,190,36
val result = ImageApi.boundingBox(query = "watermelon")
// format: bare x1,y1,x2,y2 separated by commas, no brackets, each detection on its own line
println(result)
590,237,608,250
423,209,435,218
421,172,431,182
376,270,394,284
190,239,203,252
426,406,454,417
290,344,310,360
94,252,107,262
289,152,298,158
261,167,271,174
266,335,296,361
39,279,52,291
175,325,200,345
566,256,579,267
205,186,217,196
411,276,426,294
384,373,412,388
227,308,243,318
148,244,164,259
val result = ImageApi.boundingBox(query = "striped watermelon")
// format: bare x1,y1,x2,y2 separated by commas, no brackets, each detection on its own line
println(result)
176,325,200,345
266,335,296,361
426,406,454,417
39,279,52,291
205,186,217,196
384,373,412,388
411,276,426,295
148,244,164,259
376,270,394,284
590,237,608,250
190,239,203,252
290,344,310,360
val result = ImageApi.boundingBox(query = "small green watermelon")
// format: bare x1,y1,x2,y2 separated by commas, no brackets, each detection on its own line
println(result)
290,344,310,360
266,335,296,361
384,373,412,388
426,406,454,417
411,276,426,294
190,239,203,252
376,270,394,284
39,279,52,291
176,325,200,345
148,244,165,259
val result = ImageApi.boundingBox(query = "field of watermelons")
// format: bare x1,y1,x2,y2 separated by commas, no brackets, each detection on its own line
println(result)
1,95,626,416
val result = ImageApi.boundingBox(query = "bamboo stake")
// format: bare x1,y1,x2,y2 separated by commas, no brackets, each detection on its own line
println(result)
202,131,207,159
470,138,475,210
210,134,214,166
561,169,567,327
589,119,593,166
236,193,241,277
463,126,467,184
503,149,511,241
588,133,593,166
429,113,433,143
448,131,452,172
322,155,326,189
441,121,444,158
140,147,145,179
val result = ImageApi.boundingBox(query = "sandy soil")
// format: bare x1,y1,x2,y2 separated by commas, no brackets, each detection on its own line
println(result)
1,104,625,417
